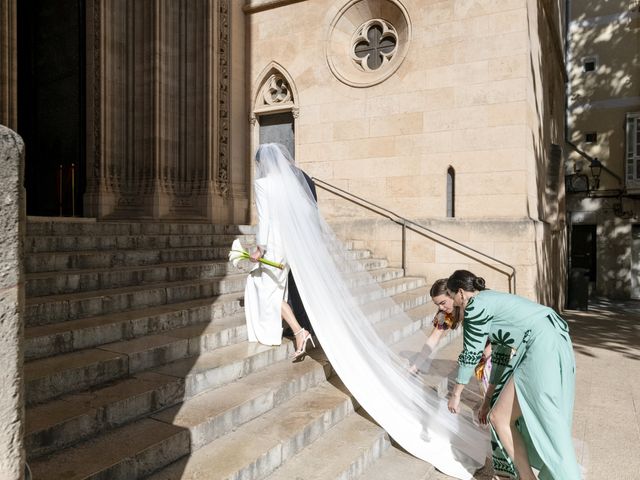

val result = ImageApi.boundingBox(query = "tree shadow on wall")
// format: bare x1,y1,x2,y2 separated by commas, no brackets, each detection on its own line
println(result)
530,0,636,307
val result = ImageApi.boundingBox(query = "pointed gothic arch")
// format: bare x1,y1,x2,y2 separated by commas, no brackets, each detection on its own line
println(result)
252,62,299,115
250,62,299,160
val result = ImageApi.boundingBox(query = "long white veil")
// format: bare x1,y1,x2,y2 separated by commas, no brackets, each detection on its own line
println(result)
254,143,489,479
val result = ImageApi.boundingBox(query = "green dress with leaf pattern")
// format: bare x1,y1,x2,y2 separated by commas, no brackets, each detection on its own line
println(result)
456,290,580,480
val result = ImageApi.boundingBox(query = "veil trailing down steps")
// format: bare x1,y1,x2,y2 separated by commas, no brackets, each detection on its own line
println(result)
254,143,489,480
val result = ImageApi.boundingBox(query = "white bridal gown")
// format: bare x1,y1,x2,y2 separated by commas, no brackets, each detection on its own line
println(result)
244,176,288,345
243,143,490,480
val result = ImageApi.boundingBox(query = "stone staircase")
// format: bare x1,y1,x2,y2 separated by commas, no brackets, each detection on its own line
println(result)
23,219,469,480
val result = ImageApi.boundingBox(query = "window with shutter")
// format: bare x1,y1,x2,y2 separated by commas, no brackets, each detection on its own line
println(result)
626,113,640,189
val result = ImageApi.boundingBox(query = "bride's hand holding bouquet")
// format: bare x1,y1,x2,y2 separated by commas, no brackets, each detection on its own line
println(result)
228,238,284,270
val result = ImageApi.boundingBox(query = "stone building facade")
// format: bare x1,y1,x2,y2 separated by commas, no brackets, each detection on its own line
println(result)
247,0,568,303
0,0,569,301
566,0,640,299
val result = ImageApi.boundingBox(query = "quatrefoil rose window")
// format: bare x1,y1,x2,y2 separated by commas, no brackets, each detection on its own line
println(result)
351,20,398,72
326,0,411,88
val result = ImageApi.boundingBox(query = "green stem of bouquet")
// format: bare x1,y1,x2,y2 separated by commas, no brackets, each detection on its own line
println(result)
258,258,285,269
230,250,284,270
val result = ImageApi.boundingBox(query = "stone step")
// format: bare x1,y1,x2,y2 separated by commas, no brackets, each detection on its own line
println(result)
150,354,332,452
25,295,430,455
28,417,190,480
355,445,438,480
25,281,431,404
25,244,371,274
150,338,296,401
362,286,431,323
374,303,432,343
26,220,254,237
25,293,244,360
26,250,380,297
25,287,431,406
25,275,249,326
26,259,253,296
352,276,425,305
359,283,431,325
26,274,424,361
24,298,427,460
26,348,330,460
25,348,130,406
26,371,185,460
146,380,357,480
359,257,388,271
25,320,287,406
25,233,254,254
25,262,408,330
345,266,405,287
264,412,389,480
26,246,241,273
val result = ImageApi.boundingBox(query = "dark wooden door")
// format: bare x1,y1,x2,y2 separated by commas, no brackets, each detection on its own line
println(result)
259,112,295,158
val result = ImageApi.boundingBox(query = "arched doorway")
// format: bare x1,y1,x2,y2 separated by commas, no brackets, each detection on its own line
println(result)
250,63,299,159
17,0,86,216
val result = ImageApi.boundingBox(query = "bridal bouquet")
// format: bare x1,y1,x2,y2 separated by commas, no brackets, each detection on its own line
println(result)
228,238,284,270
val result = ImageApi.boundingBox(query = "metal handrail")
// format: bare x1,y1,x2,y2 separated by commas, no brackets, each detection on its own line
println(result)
313,177,517,293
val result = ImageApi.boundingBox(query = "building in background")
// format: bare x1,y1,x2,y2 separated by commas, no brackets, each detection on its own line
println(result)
565,0,640,299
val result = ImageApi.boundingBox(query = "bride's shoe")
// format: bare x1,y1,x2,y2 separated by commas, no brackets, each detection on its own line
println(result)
290,328,315,361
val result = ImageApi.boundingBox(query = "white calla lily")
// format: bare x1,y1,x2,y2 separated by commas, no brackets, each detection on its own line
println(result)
228,239,249,267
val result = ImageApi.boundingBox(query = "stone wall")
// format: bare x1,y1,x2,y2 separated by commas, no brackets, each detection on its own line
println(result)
0,125,25,479
523,0,568,307
247,0,566,303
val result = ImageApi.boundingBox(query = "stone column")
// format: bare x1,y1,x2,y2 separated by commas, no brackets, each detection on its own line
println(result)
84,0,111,218
0,125,25,480
0,0,17,130
85,0,242,222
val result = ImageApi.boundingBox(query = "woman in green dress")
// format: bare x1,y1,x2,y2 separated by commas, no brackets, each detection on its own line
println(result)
445,270,580,480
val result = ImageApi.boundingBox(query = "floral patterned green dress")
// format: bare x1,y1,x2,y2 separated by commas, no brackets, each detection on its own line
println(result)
456,290,581,479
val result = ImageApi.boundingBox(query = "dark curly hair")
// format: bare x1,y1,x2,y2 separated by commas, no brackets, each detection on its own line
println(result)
446,270,487,293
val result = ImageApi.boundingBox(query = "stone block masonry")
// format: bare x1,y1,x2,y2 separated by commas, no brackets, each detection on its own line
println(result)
0,124,25,479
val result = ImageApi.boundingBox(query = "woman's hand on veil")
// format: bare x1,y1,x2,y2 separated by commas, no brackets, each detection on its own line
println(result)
477,398,490,425
448,392,461,414
448,383,465,414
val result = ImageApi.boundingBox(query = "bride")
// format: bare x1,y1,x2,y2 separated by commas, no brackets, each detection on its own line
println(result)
244,144,315,359
243,143,489,480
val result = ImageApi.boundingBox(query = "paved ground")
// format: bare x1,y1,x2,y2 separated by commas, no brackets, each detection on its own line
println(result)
428,297,640,479
564,297,640,480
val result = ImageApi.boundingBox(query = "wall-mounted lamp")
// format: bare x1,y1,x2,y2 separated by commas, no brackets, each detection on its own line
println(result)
589,158,602,190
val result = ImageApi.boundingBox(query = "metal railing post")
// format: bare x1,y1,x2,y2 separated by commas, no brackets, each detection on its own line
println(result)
401,220,407,274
